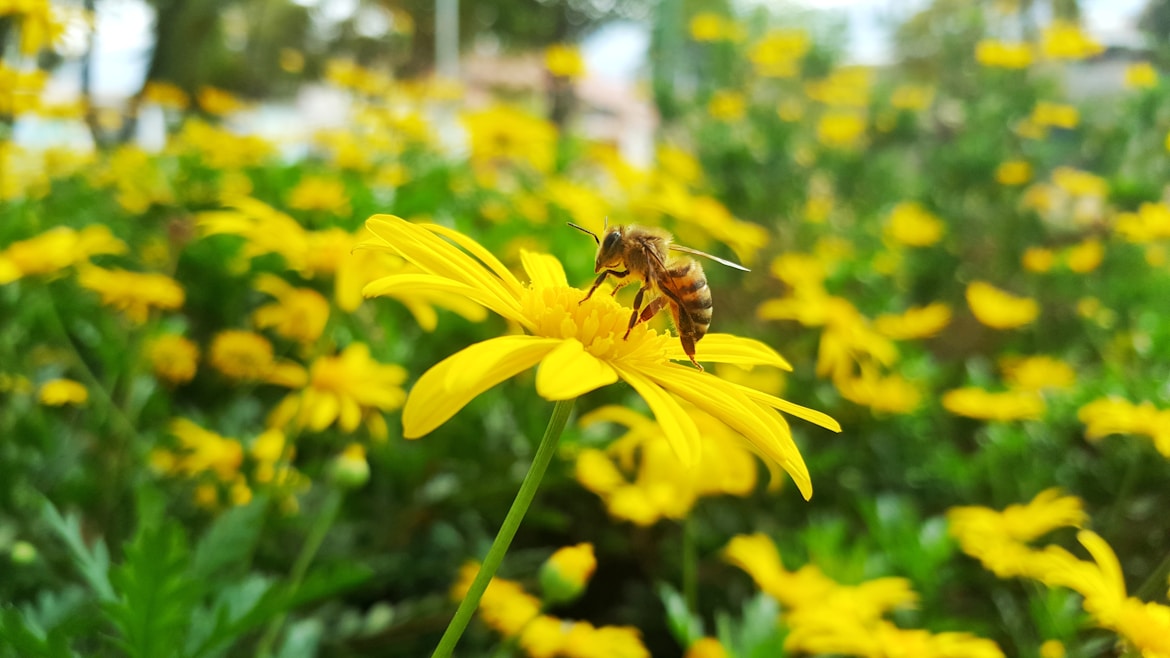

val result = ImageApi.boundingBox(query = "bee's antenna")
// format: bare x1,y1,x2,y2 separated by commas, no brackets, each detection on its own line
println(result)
566,222,600,246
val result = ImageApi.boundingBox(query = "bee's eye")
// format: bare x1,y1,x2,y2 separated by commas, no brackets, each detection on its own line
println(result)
602,232,620,250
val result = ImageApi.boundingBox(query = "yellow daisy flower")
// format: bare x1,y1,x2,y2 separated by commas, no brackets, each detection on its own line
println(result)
360,215,839,499
268,342,406,439
966,281,1039,329
77,266,185,324
38,378,88,406
147,333,200,385
251,274,330,345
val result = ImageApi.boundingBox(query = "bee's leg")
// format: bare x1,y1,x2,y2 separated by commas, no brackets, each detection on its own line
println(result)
581,268,628,304
610,280,630,296
622,284,651,339
623,296,667,339
680,333,703,371
660,290,703,371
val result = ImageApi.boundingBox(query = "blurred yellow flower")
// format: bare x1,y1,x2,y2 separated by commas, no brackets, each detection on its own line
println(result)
208,330,306,386
545,43,586,78
835,369,921,415
995,160,1032,186
942,387,1045,421
1031,101,1079,129
451,561,650,657
885,201,945,247
77,266,185,324
707,90,746,121
279,47,305,74
197,86,246,115
462,105,557,174
1041,20,1103,60
162,418,245,482
725,533,1002,656
575,405,766,525
890,84,934,111
1022,246,1055,273
1115,202,1170,242
147,334,200,385
874,303,951,340
805,67,871,108
288,175,351,216
1039,640,1066,658
975,40,1033,68
1000,355,1075,392
173,119,273,169
1065,238,1103,273
966,281,1038,329
141,80,189,111
689,13,737,42
1124,61,1158,89
269,343,406,439
749,29,810,78
0,225,126,285
686,638,729,658
947,488,1086,578
656,144,702,185
251,274,330,346
360,215,838,497
38,378,87,406
1078,397,1170,457
816,112,866,149
1035,531,1170,657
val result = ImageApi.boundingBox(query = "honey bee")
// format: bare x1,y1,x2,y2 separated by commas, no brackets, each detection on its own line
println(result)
568,221,749,371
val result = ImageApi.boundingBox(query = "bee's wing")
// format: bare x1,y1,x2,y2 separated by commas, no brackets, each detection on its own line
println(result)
669,244,750,272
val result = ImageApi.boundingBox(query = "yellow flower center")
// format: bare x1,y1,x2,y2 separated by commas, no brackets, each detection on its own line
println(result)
521,284,672,364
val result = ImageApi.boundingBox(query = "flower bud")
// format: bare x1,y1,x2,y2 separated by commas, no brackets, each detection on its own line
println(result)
10,540,38,565
330,443,370,489
539,543,596,605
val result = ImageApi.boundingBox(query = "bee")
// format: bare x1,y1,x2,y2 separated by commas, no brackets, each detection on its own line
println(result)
568,221,749,371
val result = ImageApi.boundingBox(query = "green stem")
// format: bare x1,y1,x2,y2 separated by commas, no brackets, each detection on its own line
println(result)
432,398,576,658
256,488,345,658
682,515,698,616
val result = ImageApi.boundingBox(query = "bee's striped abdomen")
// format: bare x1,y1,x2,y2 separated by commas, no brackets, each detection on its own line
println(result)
667,260,713,341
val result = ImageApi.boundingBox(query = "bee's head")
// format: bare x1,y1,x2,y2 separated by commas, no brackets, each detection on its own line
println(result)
594,227,625,272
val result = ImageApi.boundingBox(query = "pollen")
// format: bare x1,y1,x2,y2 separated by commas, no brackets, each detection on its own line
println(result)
521,285,671,363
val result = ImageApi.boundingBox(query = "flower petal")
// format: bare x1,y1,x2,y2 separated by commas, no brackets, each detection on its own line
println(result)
642,363,812,500
363,215,523,318
423,222,524,294
403,336,561,438
520,250,570,289
578,405,658,432
736,385,842,433
363,273,527,327
613,365,700,466
535,339,619,400
668,333,793,370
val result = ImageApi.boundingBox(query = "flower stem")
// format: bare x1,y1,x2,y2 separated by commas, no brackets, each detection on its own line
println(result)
682,515,698,615
431,397,576,658
256,487,345,658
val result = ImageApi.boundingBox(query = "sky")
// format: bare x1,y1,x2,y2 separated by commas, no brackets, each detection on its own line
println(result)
50,0,1156,100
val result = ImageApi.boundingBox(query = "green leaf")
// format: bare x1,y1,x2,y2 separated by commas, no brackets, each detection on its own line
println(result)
657,583,703,649
0,607,77,658
187,564,370,658
106,518,198,658
191,496,268,581
39,500,115,603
